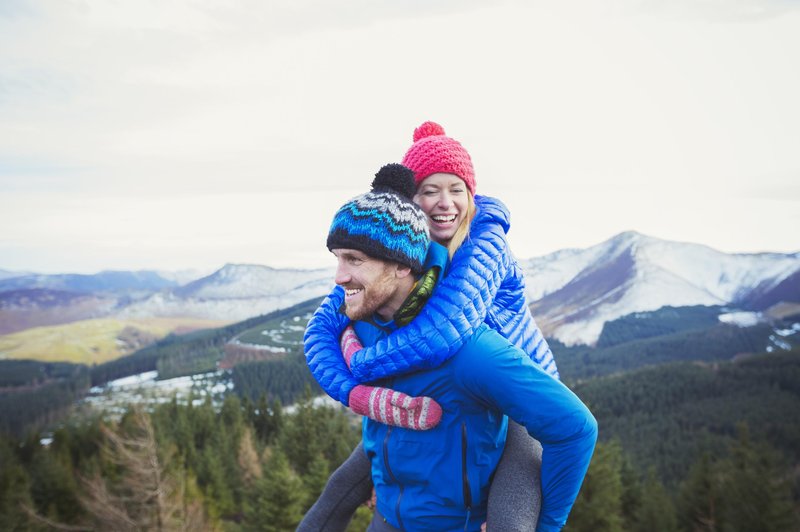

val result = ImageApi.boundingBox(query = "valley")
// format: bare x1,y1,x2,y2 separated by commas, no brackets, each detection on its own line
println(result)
1,231,799,530
0,317,230,364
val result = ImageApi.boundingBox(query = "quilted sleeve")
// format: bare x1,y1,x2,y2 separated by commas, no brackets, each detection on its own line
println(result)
348,201,512,382
303,285,358,406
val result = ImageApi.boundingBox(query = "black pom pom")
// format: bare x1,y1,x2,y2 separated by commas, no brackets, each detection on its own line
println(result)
372,164,416,199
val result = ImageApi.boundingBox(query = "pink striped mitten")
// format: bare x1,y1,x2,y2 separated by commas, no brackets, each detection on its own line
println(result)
340,325,443,430
340,325,362,370
348,385,443,430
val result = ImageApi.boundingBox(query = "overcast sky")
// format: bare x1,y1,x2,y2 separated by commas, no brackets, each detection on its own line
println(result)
1,0,798,274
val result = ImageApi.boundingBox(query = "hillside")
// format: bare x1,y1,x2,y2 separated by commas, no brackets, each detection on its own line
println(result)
523,231,799,345
572,349,800,487
3,232,797,349
0,288,118,334
0,317,228,364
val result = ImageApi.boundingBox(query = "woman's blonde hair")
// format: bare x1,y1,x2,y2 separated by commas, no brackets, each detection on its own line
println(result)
446,192,476,258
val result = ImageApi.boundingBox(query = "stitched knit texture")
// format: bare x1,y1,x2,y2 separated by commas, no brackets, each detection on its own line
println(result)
401,121,476,194
343,325,443,430
348,384,443,431
327,163,430,273
340,325,361,369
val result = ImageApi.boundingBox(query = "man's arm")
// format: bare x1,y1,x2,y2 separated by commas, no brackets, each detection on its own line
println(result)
458,328,598,532
303,285,357,405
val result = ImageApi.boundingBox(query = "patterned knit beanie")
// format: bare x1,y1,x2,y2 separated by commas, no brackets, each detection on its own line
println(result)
401,121,476,194
327,164,430,273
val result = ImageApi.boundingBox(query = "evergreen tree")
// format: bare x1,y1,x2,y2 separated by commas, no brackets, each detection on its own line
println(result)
253,395,282,444
718,425,797,532
619,453,643,529
301,453,330,512
0,438,37,531
635,468,677,532
678,453,720,532
280,389,324,476
238,427,263,490
198,442,235,520
245,449,305,532
218,395,246,515
564,441,624,531
27,447,82,524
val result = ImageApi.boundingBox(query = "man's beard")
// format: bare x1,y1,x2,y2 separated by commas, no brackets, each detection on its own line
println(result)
344,268,397,322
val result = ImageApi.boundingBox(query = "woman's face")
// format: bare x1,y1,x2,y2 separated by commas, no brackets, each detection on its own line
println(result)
414,172,469,246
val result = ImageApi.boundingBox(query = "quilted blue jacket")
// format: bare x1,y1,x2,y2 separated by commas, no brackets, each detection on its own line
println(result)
304,195,559,406
356,318,596,532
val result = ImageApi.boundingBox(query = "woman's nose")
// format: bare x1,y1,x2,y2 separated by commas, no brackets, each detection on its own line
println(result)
436,192,453,208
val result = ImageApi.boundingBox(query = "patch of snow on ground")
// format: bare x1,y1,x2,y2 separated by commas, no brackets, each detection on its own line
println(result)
769,335,793,351
283,394,341,414
775,323,800,336
718,312,763,327
83,370,230,417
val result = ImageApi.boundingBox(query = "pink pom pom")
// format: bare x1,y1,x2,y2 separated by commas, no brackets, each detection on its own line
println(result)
413,121,445,142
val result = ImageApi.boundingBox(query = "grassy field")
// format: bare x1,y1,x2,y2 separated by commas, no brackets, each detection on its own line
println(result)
236,308,314,349
0,317,230,365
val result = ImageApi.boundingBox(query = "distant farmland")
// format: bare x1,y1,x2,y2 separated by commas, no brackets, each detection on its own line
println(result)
0,317,229,365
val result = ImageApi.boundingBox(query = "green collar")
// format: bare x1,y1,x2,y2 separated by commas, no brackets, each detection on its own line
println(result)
393,265,441,327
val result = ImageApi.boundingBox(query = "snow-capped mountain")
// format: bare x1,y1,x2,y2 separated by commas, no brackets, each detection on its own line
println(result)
0,270,193,333
0,268,32,281
0,270,180,295
521,231,800,346
0,288,118,334
3,233,797,344
117,264,335,322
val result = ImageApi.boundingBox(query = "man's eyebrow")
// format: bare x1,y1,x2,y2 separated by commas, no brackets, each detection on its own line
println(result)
339,250,366,260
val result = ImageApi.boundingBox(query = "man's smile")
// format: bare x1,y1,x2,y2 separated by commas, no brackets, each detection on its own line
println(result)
344,287,363,299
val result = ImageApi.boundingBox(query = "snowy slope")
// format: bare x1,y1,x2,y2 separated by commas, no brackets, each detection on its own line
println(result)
118,264,335,321
6,233,796,343
175,264,334,299
523,232,800,346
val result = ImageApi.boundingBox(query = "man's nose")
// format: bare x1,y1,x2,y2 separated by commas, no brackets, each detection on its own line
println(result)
334,262,351,285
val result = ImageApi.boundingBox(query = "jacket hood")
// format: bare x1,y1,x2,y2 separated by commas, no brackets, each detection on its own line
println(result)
474,195,511,234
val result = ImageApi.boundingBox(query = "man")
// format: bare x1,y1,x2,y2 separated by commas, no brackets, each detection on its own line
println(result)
310,163,597,531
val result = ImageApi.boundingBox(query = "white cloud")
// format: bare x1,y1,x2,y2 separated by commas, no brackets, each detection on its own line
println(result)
1,0,798,272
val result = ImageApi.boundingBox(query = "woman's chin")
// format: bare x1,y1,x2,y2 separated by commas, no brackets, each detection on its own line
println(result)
431,230,456,247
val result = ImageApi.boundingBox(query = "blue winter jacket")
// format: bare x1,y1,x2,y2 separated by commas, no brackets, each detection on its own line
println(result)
352,248,597,531
304,195,559,406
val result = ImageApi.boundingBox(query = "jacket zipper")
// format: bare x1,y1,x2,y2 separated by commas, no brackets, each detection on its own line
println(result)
383,426,405,531
461,422,472,511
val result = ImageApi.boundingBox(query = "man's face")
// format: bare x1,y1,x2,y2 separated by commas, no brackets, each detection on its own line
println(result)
332,248,401,321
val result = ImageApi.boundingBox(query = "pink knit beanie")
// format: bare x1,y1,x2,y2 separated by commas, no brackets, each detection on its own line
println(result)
401,121,476,194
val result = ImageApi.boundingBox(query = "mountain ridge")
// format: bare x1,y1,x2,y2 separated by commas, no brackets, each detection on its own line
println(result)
522,231,799,345
2,232,798,345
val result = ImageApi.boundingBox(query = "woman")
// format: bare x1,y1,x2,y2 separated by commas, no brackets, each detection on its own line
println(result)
300,122,558,531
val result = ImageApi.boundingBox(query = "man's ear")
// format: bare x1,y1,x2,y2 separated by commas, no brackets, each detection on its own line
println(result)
395,265,412,279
